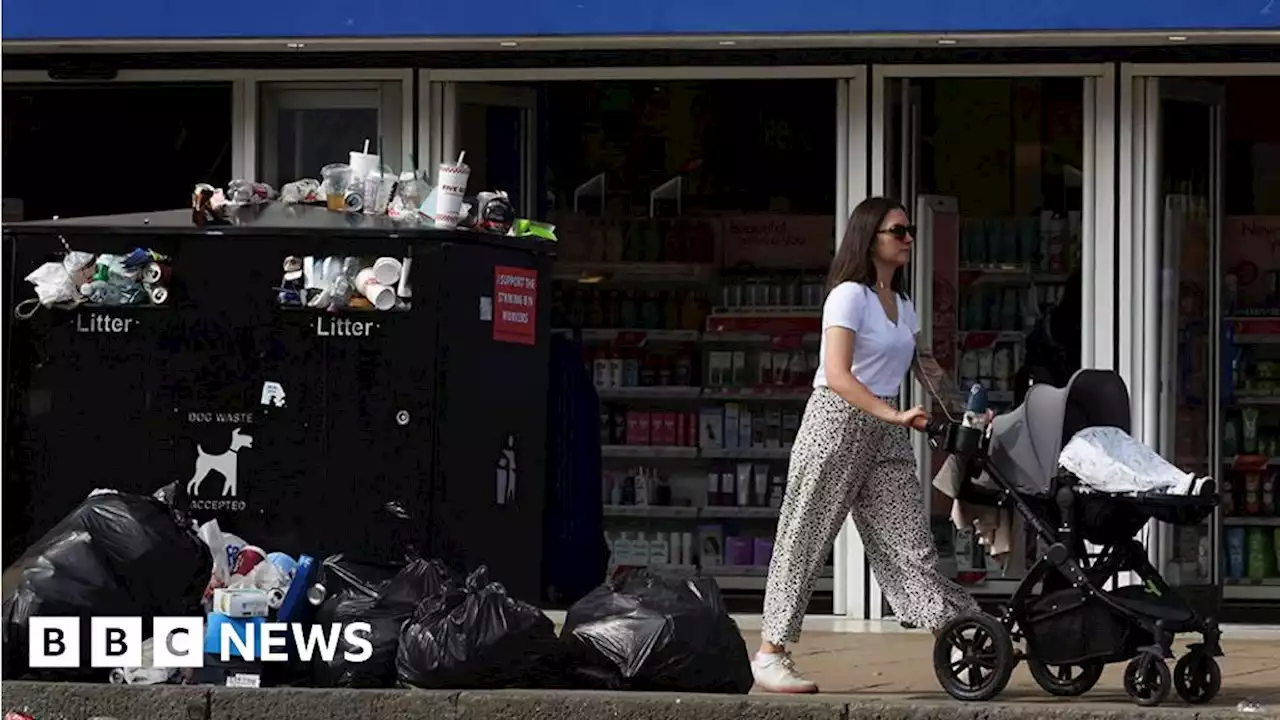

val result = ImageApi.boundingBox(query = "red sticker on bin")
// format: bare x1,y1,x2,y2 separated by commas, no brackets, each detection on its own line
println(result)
494,266,538,346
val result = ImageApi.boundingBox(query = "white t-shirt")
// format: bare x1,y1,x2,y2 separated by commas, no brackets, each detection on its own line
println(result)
812,281,919,397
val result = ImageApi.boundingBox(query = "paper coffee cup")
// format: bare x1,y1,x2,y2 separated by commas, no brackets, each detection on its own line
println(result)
355,268,396,311
372,257,402,286
349,151,379,180
433,158,471,229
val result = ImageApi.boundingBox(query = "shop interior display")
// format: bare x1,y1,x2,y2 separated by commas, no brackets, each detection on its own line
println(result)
551,227,833,593
1204,216,1280,595
923,203,1082,593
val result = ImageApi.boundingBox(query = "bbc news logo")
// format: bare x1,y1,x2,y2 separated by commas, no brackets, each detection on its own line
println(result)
28,618,374,667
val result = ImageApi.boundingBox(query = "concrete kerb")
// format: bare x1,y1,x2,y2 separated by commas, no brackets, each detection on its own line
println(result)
2,682,1265,720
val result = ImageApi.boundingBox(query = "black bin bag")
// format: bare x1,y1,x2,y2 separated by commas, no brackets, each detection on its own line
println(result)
1,490,212,680
313,557,455,688
560,569,752,694
396,566,563,689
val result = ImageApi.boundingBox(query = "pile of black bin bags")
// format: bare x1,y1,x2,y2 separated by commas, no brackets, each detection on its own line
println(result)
1,488,212,680
1,488,751,693
315,564,751,693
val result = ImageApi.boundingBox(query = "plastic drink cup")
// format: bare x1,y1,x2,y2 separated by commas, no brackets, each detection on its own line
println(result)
349,151,379,180
372,257,402,286
321,164,353,211
433,155,471,229
360,167,396,215
356,268,396,311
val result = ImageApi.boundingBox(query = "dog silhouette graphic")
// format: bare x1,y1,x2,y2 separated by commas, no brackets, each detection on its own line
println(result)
186,427,254,498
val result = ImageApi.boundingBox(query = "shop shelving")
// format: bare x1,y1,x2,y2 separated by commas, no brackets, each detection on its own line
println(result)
553,255,827,597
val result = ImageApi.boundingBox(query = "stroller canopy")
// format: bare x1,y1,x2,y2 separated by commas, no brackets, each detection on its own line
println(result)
986,369,1132,496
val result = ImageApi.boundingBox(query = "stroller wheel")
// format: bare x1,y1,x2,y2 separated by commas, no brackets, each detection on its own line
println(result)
932,614,1015,702
1173,650,1221,704
1027,657,1104,697
1123,654,1172,707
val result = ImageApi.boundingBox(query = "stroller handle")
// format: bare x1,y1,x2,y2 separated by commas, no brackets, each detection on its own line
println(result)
924,419,952,438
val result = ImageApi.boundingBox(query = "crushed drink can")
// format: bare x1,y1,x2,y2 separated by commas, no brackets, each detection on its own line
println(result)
230,545,266,579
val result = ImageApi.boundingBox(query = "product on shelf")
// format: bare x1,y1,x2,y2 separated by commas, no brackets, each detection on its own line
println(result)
698,525,724,567
717,272,825,311
552,285,710,332
590,347,699,390
695,404,799,452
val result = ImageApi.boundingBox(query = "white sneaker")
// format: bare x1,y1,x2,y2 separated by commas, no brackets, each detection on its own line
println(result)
752,651,819,694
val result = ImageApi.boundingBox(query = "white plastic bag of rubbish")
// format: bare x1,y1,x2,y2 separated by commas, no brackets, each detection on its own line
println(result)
25,262,79,306
197,519,232,585
1059,426,1204,495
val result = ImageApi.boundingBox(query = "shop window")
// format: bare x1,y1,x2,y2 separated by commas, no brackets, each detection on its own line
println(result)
458,79,838,604
1199,77,1280,600
257,82,403,190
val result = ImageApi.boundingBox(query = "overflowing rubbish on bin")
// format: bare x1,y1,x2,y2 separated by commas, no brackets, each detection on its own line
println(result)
16,247,175,319
189,140,557,241
278,254,412,312
2,484,749,695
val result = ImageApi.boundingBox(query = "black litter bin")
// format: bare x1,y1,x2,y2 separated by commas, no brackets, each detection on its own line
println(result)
3,205,555,602
2,230,184,564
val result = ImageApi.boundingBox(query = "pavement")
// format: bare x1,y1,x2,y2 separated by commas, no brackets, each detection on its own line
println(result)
4,625,1278,719
761,629,1280,708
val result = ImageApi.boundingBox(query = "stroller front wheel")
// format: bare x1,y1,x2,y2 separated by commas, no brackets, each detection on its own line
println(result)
932,614,1015,702
1123,654,1172,707
1173,650,1221,704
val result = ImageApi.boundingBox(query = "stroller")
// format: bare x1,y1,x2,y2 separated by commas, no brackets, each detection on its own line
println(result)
925,369,1222,707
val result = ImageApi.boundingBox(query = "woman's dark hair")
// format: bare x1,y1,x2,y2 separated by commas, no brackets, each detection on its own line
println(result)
827,196,909,297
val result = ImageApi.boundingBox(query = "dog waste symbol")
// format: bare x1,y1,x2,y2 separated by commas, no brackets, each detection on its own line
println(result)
495,435,517,506
187,428,254,498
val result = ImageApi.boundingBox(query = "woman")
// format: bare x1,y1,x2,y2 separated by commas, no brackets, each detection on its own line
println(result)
752,196,983,694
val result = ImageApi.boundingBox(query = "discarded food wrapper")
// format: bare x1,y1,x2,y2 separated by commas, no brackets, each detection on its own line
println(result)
193,183,230,225
281,178,322,204
226,179,277,206
213,588,270,618
121,247,170,269
511,219,558,242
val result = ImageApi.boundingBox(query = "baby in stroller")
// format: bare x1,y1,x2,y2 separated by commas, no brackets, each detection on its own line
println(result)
924,369,1223,708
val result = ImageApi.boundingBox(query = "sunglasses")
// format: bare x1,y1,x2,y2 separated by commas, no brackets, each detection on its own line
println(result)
879,224,917,239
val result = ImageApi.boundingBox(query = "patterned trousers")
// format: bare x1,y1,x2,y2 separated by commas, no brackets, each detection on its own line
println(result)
761,387,981,644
